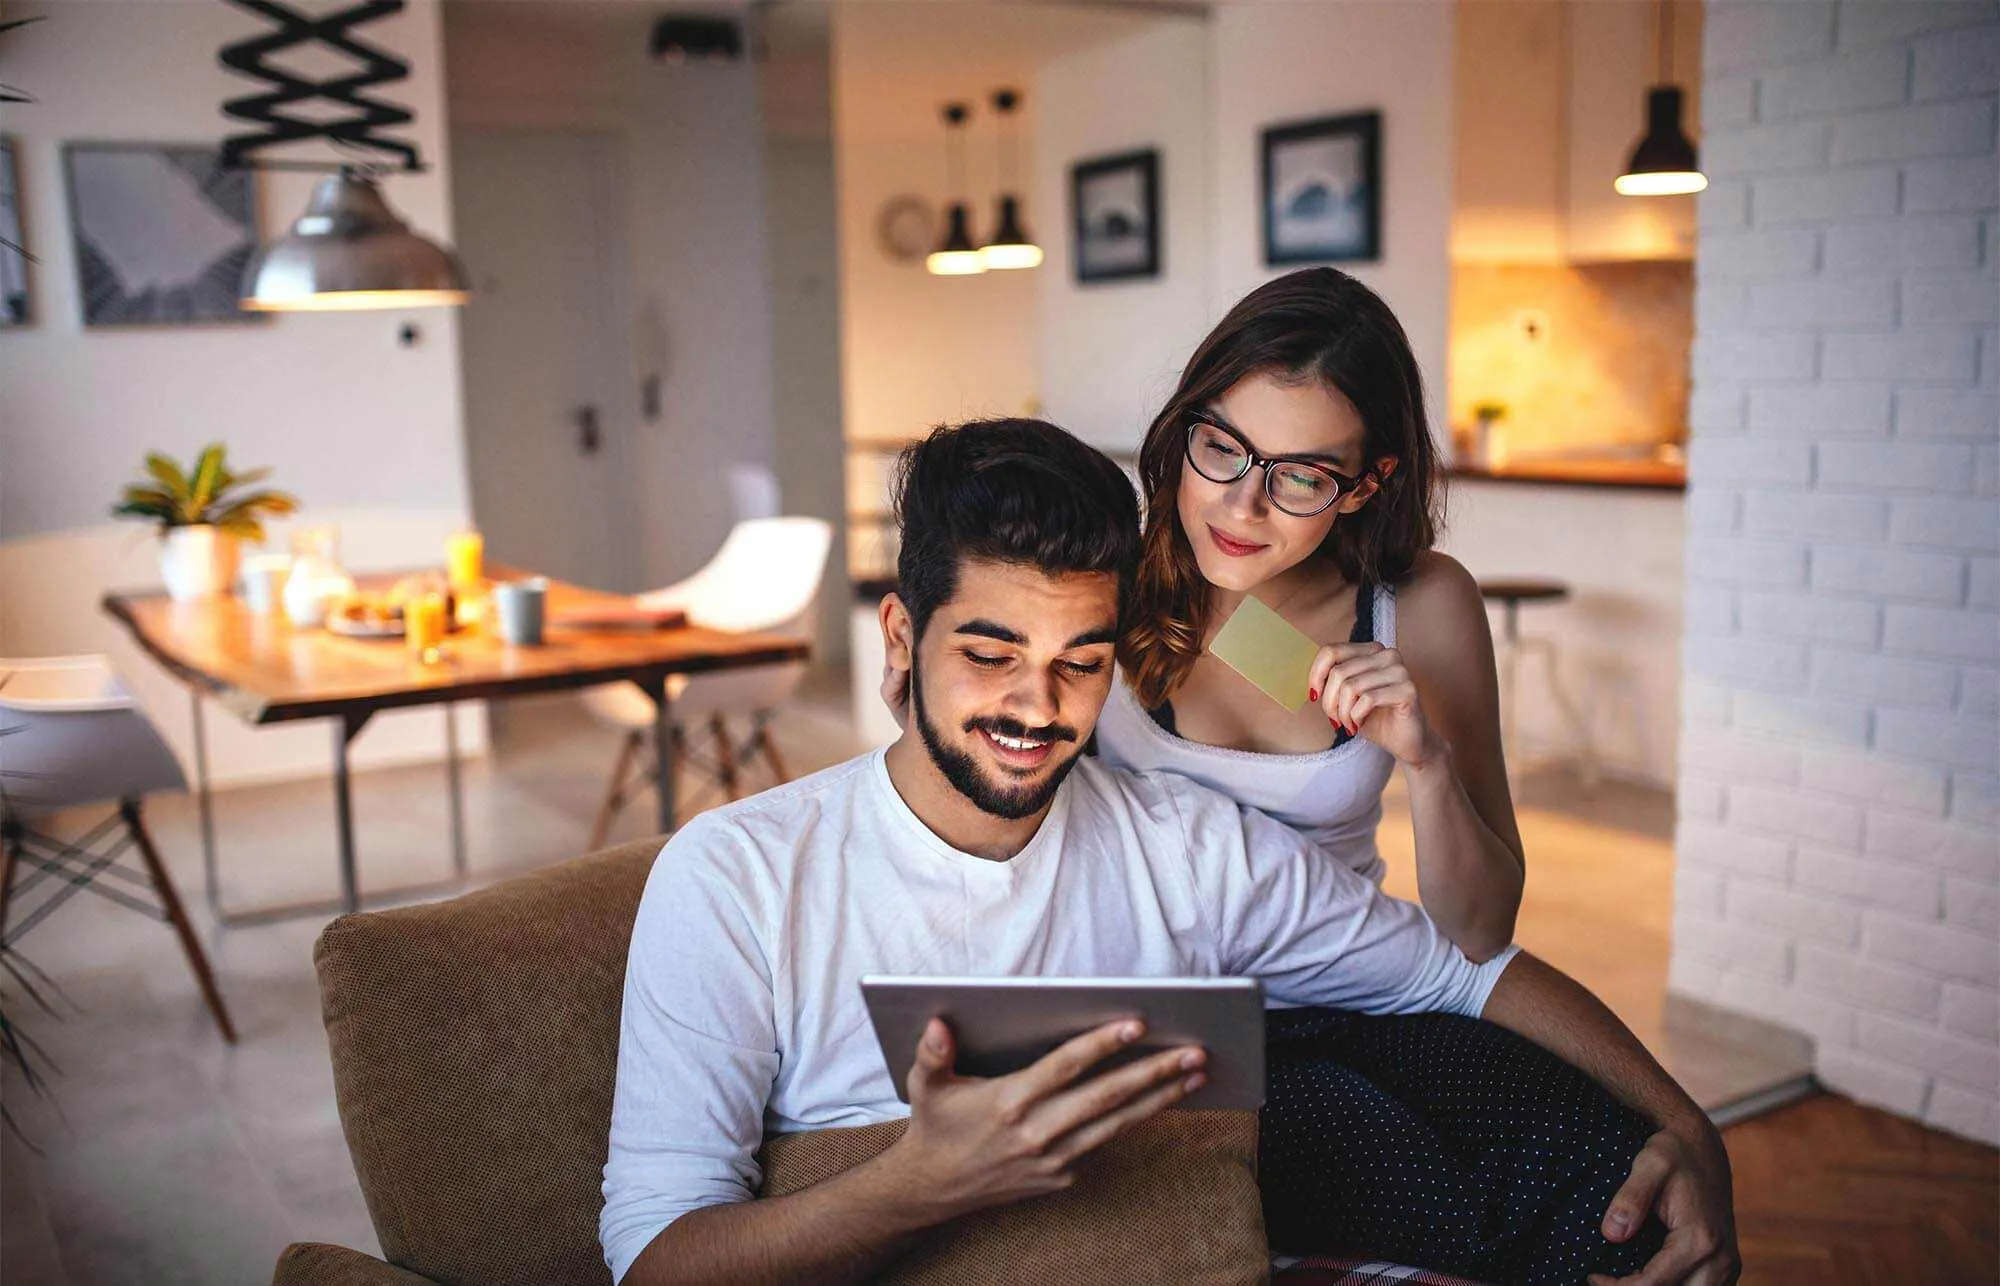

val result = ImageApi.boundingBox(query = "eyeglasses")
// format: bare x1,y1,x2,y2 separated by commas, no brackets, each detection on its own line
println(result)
1183,413,1366,518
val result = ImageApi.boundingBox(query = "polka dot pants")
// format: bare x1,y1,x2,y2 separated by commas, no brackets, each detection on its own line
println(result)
1259,1007,1669,1286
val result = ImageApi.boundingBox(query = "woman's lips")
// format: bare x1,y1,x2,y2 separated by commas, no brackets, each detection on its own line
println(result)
1207,524,1268,558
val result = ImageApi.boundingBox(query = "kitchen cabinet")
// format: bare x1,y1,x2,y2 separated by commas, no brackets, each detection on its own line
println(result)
1454,0,1703,265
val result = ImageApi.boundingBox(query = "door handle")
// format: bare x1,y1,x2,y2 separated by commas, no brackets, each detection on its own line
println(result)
575,405,601,455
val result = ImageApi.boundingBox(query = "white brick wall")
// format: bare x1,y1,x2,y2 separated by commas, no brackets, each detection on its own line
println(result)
1678,0,2000,1146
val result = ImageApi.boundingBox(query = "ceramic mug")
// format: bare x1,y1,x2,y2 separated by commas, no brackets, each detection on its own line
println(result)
491,577,548,646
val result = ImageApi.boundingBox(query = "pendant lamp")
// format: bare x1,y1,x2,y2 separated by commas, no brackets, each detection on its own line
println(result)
979,89,1043,270
241,169,470,311
1616,0,1706,196
927,103,986,276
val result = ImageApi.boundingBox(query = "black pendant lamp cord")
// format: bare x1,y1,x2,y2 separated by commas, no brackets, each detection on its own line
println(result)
943,102,970,204
1659,0,1672,85
217,0,424,173
993,88,1019,193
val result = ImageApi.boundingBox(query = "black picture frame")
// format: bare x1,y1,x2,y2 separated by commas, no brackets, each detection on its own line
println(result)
0,136,28,328
1070,148,1160,285
1261,111,1381,266
62,141,264,328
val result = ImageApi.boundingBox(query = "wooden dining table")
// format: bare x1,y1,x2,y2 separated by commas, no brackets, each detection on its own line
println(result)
102,570,812,926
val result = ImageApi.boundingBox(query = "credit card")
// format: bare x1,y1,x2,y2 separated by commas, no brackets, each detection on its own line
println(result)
1207,595,1322,712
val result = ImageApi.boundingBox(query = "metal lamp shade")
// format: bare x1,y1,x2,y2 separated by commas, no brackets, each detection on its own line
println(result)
925,202,986,276
241,171,470,311
979,195,1043,270
1615,86,1707,196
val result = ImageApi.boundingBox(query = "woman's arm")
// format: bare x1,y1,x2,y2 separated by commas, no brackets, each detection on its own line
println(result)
1312,552,1525,960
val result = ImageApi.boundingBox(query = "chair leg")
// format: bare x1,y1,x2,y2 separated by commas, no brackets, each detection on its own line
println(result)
753,720,792,786
711,714,742,801
590,730,644,852
0,819,21,944
122,800,237,1045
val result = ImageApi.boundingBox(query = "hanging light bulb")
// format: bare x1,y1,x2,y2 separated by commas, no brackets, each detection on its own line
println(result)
927,103,986,276
241,168,469,311
1616,0,1706,197
980,88,1043,270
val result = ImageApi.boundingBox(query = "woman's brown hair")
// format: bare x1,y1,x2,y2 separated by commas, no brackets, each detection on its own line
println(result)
1118,267,1444,708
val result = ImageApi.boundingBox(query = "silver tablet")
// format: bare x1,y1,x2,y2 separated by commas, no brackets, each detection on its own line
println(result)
860,976,1265,1112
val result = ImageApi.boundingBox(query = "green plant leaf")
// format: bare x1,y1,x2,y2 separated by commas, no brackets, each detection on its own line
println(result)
210,489,299,523
216,515,267,544
119,484,176,508
143,452,190,501
188,444,226,520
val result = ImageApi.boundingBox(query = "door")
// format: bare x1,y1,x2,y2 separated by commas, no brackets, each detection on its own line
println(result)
452,131,637,592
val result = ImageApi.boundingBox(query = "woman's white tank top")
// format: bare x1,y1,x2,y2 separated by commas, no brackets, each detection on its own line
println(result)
1094,582,1397,886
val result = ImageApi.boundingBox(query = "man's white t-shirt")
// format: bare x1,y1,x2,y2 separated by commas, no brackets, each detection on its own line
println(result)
599,749,1520,1282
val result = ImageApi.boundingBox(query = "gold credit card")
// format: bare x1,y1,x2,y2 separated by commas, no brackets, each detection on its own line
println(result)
1207,595,1322,712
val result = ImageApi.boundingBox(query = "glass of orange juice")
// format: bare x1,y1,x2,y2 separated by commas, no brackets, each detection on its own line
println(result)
405,591,449,664
445,530,485,592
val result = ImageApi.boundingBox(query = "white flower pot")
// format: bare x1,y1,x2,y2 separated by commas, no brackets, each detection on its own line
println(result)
159,525,241,602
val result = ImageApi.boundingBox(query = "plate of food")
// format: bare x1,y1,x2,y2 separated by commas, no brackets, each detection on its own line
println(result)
327,592,405,637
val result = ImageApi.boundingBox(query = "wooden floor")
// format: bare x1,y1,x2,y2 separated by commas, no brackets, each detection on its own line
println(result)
1727,1093,1999,1286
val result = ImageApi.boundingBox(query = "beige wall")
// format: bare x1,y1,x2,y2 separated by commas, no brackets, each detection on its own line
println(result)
0,0,483,788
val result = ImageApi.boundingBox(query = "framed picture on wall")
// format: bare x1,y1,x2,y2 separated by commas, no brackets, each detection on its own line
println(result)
1261,111,1380,266
62,142,264,327
1070,149,1159,284
1,137,29,327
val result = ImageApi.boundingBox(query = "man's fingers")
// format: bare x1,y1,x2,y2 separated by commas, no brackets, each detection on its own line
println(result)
1049,1065,1204,1164
1602,1144,1673,1242
1587,1226,1712,1286
906,1018,955,1100
1017,1019,1144,1099
1031,1044,1203,1142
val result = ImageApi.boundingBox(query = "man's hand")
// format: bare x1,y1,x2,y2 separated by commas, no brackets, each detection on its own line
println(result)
884,1017,1206,1220
1589,1116,1740,1286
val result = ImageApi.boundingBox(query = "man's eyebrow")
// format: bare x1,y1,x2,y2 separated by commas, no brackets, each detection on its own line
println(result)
953,619,1025,644
1066,626,1120,649
1202,404,1349,468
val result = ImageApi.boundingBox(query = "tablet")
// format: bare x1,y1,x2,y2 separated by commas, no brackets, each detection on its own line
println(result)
860,976,1265,1112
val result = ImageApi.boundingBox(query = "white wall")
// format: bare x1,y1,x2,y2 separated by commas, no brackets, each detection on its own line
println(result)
444,1,779,595
0,0,483,789
1208,0,1457,428
1034,19,1213,452
1673,0,1999,1145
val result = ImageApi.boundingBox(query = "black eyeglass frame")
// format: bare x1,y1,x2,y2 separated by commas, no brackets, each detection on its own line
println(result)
1182,413,1369,518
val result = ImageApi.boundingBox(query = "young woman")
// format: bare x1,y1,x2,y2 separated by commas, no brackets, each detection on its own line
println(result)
887,269,1675,1281
1101,265,1524,962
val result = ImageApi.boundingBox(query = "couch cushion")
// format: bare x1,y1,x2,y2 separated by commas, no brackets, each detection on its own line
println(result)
758,1111,1269,1284
314,838,662,1286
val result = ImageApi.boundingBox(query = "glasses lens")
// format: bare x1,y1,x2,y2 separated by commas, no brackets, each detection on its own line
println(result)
1187,420,1252,483
1267,462,1342,516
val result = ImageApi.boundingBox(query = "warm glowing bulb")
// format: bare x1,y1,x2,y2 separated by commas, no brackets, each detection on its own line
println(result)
979,242,1044,270
241,288,471,311
1614,171,1708,196
926,249,987,276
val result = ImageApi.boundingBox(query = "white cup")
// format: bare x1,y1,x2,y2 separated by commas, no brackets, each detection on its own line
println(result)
239,554,294,616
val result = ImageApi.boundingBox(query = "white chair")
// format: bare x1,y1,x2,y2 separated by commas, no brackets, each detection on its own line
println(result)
0,655,236,1042
582,517,833,848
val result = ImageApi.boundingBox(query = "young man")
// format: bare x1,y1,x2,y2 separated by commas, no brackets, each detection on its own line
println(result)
601,420,1738,1286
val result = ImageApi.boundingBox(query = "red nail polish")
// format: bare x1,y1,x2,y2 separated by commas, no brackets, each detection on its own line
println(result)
1308,687,1319,703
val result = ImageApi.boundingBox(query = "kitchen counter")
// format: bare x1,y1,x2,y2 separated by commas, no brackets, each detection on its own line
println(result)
1448,453,1686,491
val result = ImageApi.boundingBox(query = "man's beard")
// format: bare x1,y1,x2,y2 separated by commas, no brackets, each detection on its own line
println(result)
911,656,1083,821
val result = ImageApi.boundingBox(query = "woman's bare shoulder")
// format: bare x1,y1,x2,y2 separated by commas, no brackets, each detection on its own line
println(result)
1393,550,1484,622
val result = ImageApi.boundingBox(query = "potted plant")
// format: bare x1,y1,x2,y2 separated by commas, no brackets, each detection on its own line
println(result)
112,444,299,601
1470,401,1509,469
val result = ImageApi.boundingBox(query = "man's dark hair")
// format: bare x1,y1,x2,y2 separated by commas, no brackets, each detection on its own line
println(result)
893,418,1141,640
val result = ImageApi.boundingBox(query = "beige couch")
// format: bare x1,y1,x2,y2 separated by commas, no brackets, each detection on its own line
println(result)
273,837,1277,1286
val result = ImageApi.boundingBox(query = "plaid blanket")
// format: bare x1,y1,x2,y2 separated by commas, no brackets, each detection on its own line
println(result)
1272,1255,1494,1285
